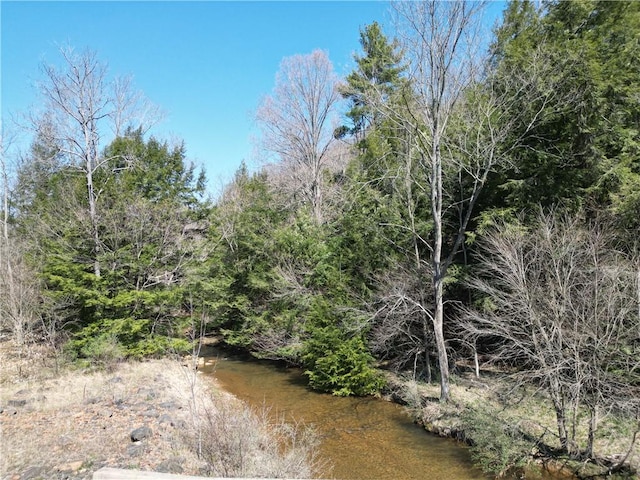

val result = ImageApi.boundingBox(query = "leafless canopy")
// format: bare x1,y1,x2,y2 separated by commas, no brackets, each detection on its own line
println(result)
36,45,161,277
461,210,640,460
256,50,341,224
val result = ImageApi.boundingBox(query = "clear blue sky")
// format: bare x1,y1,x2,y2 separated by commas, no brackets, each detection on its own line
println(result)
1,1,506,193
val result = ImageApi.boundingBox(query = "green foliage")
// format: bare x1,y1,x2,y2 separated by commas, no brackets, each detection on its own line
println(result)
301,299,385,397
460,406,533,477
488,0,640,224
340,21,406,139
14,128,207,363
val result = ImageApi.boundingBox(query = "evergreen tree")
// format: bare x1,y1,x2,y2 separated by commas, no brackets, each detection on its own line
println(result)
488,0,640,228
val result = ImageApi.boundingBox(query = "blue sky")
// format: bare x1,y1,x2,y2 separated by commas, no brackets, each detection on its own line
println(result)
2,1,506,193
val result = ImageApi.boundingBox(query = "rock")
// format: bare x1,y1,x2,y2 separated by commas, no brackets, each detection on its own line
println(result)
173,419,188,429
127,443,144,457
8,399,27,407
157,458,184,474
159,401,179,410
19,465,45,480
108,376,123,383
137,387,156,399
2,407,18,416
130,425,153,441
142,409,159,418
158,413,173,425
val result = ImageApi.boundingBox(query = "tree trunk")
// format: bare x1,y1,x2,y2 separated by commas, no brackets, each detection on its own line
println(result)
431,140,450,402
86,167,101,278
587,404,597,459
550,386,569,453
433,274,450,402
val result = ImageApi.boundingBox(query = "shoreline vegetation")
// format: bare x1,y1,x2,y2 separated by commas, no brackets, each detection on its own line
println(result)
381,372,639,480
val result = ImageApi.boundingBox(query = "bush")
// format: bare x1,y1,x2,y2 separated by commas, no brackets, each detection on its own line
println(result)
302,323,385,396
65,317,191,366
460,406,533,477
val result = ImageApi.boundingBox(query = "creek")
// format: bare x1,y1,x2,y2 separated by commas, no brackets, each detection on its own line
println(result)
199,346,490,480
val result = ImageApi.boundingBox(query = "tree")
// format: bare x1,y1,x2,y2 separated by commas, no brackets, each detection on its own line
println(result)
63,131,207,359
384,0,486,402
366,0,559,402
340,22,406,142
256,50,341,224
36,46,160,277
0,122,40,345
487,0,640,231
462,210,640,461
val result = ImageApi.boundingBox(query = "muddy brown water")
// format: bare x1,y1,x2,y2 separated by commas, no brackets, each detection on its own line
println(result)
199,349,490,480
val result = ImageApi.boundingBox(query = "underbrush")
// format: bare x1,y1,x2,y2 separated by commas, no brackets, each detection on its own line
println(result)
387,373,639,479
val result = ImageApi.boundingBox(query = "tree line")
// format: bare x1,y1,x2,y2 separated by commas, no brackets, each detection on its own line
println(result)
1,0,639,471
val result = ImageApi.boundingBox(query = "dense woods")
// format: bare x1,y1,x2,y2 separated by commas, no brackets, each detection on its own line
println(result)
2,0,639,476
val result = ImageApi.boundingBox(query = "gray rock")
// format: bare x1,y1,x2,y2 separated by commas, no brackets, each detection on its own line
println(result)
8,399,27,407
130,425,153,441
159,401,179,410
137,388,156,399
158,413,173,425
127,443,144,457
157,458,184,474
173,419,188,429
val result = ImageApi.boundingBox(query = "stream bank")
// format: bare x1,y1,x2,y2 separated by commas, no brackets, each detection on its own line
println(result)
382,374,638,480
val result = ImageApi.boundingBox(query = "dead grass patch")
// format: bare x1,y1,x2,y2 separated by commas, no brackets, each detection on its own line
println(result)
1,340,322,479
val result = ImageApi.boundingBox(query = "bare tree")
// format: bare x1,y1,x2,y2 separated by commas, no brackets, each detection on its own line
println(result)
0,121,44,345
380,0,486,402
36,46,159,277
111,74,164,138
461,210,640,461
256,50,341,224
369,1,559,402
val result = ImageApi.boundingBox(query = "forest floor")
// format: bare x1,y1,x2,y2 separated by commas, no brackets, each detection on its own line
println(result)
383,369,640,479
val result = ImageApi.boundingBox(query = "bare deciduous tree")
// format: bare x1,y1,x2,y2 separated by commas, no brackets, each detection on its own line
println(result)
0,121,44,345
36,46,160,277
370,1,560,402
256,50,341,224
384,0,486,402
462,210,640,461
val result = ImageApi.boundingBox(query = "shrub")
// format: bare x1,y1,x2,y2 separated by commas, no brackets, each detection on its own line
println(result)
302,324,385,396
460,406,533,477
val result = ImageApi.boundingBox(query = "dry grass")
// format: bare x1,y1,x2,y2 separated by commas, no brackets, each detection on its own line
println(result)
0,340,321,479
